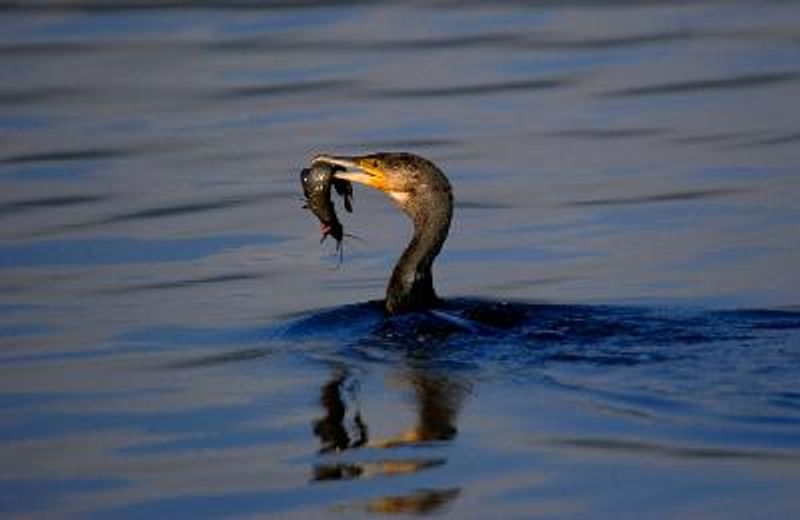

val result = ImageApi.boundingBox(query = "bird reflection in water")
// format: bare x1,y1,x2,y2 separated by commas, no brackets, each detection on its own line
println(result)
311,365,469,514
312,369,367,454
363,488,462,515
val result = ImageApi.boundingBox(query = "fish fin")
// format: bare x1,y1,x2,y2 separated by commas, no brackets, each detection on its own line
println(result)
333,179,354,213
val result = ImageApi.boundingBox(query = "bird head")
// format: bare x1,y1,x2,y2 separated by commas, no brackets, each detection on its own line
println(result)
312,152,451,210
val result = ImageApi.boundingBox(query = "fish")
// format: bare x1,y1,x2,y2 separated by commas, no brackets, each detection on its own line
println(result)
300,161,354,257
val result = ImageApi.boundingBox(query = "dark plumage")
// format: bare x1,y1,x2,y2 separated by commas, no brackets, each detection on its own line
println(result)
311,152,452,314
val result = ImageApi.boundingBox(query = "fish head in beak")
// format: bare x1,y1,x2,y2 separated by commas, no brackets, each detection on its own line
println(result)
312,154,393,192
313,152,451,209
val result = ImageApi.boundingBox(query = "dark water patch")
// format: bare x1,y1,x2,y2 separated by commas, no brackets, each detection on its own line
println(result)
206,35,283,52
0,149,127,166
0,87,83,106
671,132,756,146
0,41,97,56
770,392,800,412
165,347,274,369
455,200,513,210
541,351,671,367
279,301,794,376
211,34,520,54
282,301,689,352
738,131,800,147
605,71,800,97
711,309,800,332
0,39,206,57
542,128,665,140
525,27,800,51
28,191,294,238
371,33,522,51
748,319,800,331
518,309,648,345
523,30,691,50
209,36,366,54
542,437,800,462
712,308,800,320
279,300,385,341
98,193,272,224
566,187,747,207
0,195,108,217
245,33,525,53
377,77,575,98
109,272,264,293
0,234,280,269
217,79,358,99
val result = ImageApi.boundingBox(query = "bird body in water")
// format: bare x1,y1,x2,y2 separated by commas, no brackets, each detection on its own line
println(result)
312,153,453,315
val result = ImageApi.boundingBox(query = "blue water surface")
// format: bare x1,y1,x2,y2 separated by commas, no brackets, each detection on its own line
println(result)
1,1,799,518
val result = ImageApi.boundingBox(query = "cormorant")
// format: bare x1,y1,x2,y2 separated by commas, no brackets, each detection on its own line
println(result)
312,152,452,315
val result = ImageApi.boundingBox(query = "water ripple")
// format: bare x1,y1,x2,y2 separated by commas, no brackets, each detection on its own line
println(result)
0,235,279,269
0,87,83,106
566,187,748,207
0,195,108,217
377,77,575,98
522,30,691,50
739,131,800,147
543,128,665,140
98,193,277,224
541,437,800,462
0,149,127,165
217,79,358,99
606,71,800,97
108,272,264,293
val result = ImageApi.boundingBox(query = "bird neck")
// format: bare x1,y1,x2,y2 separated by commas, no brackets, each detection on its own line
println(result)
385,189,452,314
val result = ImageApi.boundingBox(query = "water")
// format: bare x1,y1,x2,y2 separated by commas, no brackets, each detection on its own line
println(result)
2,1,800,517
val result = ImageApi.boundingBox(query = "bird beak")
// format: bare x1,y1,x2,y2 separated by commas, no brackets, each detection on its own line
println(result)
313,154,389,191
